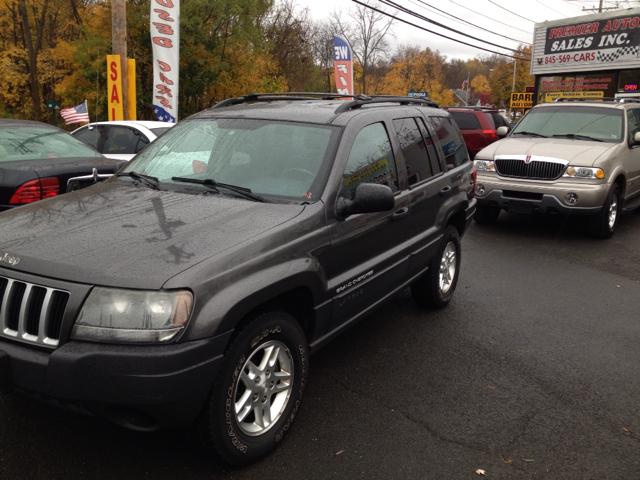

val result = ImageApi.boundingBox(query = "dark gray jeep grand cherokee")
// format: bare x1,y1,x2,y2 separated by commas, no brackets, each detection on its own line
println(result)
0,93,476,465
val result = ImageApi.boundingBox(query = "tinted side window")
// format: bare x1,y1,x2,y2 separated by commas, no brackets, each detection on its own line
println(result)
341,122,398,200
416,118,442,175
393,118,433,185
429,116,469,170
73,126,106,150
105,126,140,155
490,113,506,129
449,111,481,130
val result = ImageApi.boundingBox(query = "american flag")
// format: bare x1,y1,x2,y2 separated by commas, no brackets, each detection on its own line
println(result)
60,101,89,124
461,74,469,90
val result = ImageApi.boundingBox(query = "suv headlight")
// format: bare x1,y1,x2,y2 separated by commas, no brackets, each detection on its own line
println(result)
473,159,495,171
71,287,193,344
563,166,605,179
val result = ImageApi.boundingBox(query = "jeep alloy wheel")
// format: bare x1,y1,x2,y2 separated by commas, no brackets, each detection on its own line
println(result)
195,312,308,466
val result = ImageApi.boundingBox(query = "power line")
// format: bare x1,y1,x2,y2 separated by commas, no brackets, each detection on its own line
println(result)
409,0,531,46
351,0,531,61
379,0,531,56
449,0,533,35
535,0,569,17
487,0,539,23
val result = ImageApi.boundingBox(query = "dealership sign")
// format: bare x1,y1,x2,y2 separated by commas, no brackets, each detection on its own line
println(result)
510,92,533,109
532,8,640,74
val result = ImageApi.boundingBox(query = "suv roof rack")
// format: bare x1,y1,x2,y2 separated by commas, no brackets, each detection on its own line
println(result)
445,106,496,111
211,92,439,113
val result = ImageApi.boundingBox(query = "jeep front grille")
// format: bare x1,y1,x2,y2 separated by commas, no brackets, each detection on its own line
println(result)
0,276,69,347
494,155,567,180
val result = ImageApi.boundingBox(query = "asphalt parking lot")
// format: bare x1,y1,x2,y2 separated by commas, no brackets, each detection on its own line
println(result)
1,210,639,479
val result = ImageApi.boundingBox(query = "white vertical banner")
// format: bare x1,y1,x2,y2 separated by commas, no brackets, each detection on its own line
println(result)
151,0,179,122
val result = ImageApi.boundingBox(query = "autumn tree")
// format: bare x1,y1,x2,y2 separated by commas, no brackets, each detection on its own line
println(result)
382,45,454,106
0,0,87,120
471,75,490,95
263,0,323,92
308,19,337,92
489,46,533,109
331,1,394,95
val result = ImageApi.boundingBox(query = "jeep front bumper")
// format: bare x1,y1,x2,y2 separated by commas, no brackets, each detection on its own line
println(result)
0,331,232,431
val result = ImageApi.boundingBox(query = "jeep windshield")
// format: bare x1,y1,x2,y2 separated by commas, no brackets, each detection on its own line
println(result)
511,106,623,143
120,118,340,202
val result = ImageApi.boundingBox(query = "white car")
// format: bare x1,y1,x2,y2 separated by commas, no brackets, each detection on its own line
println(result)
71,121,175,161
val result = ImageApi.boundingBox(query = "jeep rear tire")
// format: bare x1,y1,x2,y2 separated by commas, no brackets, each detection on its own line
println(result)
474,204,500,224
591,183,620,239
195,312,308,466
411,225,461,309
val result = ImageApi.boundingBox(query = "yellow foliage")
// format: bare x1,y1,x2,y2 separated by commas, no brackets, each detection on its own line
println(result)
211,44,288,103
381,47,455,106
471,75,491,95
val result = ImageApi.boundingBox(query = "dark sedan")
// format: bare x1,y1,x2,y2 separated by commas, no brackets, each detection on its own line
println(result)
0,120,126,212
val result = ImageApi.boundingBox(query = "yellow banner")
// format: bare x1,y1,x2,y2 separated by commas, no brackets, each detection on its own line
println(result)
107,55,124,121
127,58,136,121
543,91,604,103
510,92,533,109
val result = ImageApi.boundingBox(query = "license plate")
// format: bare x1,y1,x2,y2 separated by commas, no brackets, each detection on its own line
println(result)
0,351,11,394
508,200,534,214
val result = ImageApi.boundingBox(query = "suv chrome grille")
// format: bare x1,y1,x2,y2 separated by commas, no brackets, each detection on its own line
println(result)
0,276,69,347
494,155,567,180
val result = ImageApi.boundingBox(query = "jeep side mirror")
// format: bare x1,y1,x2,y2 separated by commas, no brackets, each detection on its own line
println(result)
335,183,395,219
634,131,640,144
497,126,509,137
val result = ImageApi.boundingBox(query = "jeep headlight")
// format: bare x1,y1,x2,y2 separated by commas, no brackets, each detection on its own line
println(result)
563,166,605,179
473,159,495,171
71,287,193,344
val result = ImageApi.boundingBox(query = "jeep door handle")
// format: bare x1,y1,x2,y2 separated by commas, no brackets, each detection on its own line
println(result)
392,207,410,220
439,186,452,197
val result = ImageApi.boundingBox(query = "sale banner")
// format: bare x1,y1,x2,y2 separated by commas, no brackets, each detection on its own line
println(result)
151,0,180,123
107,54,124,121
334,35,354,96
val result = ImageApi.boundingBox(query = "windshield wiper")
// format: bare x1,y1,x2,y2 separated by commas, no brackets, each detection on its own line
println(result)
171,177,265,202
512,131,548,138
552,133,604,142
117,171,161,190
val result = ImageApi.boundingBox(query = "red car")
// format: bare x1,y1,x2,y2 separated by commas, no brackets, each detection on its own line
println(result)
443,107,511,159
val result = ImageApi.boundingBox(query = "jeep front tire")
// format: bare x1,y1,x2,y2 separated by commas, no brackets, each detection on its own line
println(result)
195,312,309,466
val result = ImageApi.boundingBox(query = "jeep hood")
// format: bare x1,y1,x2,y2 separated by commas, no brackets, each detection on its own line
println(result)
0,182,305,289
477,137,617,166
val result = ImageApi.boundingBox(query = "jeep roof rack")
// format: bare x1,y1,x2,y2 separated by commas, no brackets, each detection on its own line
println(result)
211,92,439,112
336,95,439,112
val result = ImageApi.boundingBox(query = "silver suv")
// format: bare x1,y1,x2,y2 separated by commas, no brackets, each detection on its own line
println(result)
473,99,640,238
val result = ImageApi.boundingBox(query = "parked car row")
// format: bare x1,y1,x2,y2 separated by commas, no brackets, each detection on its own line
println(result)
1,94,639,470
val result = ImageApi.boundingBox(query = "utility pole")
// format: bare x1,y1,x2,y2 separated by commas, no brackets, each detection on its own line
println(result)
510,58,517,118
112,0,127,120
